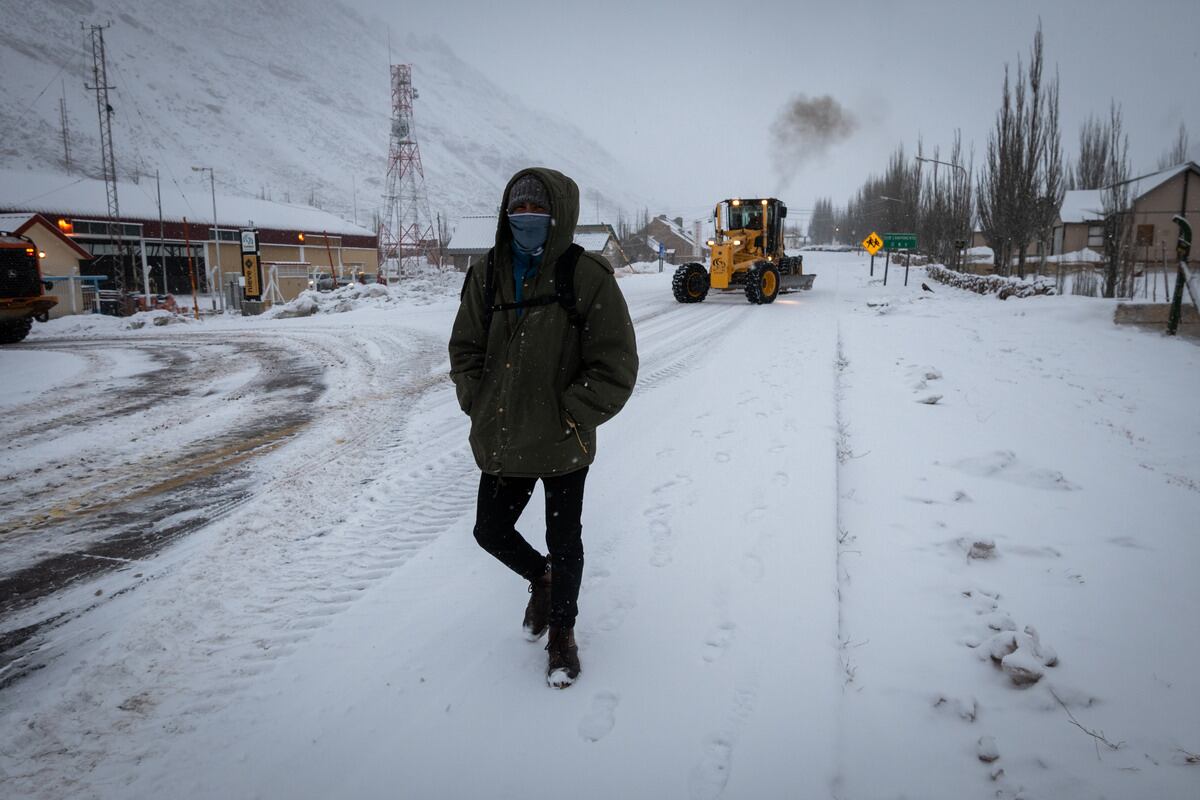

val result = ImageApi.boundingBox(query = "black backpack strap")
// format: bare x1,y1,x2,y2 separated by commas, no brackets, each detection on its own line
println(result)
554,244,585,329
481,244,585,335
482,248,497,340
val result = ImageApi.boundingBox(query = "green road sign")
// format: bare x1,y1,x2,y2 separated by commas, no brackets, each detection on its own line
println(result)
884,233,917,250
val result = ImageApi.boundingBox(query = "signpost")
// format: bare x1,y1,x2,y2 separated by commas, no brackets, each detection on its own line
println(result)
658,242,665,273
881,232,917,287
240,229,263,303
863,231,883,276
883,233,917,250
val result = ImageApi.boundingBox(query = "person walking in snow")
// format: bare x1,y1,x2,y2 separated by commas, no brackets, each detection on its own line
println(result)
449,168,638,688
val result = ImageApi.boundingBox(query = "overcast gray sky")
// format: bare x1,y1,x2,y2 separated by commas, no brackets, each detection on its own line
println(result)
358,0,1199,224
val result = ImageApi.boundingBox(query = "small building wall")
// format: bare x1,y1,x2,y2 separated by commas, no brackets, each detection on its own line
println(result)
1129,169,1199,267
19,220,85,318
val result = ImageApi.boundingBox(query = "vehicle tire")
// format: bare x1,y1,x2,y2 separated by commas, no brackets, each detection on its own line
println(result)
744,262,780,305
672,262,709,303
0,318,33,344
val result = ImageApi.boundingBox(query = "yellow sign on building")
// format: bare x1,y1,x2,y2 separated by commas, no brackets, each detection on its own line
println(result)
242,254,262,299
862,232,883,256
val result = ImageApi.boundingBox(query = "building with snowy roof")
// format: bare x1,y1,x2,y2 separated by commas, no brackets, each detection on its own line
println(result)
0,212,94,318
0,169,378,306
1053,161,1199,265
573,223,628,269
446,217,629,271
445,216,499,271
625,214,704,265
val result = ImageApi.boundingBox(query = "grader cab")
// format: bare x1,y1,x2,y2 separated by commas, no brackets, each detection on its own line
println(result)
672,197,814,305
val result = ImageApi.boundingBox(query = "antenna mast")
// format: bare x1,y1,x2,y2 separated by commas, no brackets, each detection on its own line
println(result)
85,23,126,296
379,64,435,275
59,81,73,172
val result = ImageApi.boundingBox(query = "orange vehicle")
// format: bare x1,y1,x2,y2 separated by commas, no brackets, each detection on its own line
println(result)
0,232,58,343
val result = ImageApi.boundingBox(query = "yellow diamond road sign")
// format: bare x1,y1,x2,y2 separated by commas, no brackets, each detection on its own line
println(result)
863,232,883,256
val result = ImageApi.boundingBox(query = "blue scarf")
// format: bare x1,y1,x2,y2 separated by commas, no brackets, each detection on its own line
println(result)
509,212,550,317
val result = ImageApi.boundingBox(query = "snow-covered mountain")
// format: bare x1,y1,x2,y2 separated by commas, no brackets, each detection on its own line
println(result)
0,0,652,228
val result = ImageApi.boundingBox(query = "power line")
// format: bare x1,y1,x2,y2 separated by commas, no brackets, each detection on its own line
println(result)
12,63,68,126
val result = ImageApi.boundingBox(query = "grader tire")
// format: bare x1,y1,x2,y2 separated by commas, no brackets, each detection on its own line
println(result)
672,262,709,303
744,262,781,305
0,318,33,344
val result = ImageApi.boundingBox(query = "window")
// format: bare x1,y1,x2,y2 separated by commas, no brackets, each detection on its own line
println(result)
1136,224,1154,246
216,229,240,242
1087,225,1104,248
72,219,142,238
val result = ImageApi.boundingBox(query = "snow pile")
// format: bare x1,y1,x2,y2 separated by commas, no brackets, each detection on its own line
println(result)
263,282,396,319
27,308,191,339
1042,248,1104,265
262,268,460,319
386,266,466,304
618,261,672,275
965,245,994,262
927,264,1057,299
122,309,193,329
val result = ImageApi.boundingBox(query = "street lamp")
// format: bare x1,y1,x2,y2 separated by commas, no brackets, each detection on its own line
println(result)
191,166,224,311
916,155,970,269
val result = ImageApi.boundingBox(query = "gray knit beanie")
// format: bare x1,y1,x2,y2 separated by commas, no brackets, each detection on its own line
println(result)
507,174,550,213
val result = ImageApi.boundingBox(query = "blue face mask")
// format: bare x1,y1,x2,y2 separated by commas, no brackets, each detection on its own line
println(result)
509,212,551,254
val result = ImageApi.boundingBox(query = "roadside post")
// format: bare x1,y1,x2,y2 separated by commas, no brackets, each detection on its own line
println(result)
1166,215,1194,336
183,217,200,320
658,242,664,273
862,232,883,276
240,228,264,315
882,233,917,288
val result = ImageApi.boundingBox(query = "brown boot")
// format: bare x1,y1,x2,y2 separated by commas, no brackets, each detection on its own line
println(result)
522,561,552,641
545,624,580,688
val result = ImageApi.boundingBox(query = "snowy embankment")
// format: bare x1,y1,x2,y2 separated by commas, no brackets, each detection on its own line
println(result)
1,255,1197,799
927,263,1058,298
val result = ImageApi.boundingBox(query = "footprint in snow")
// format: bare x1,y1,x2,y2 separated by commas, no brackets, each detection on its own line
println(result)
714,452,731,463
948,450,1079,491
688,737,733,800
702,623,737,663
578,691,619,742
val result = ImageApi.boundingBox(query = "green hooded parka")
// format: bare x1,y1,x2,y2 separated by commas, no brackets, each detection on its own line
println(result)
448,168,639,477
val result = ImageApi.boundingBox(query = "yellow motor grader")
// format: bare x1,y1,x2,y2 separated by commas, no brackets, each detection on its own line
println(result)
672,197,814,304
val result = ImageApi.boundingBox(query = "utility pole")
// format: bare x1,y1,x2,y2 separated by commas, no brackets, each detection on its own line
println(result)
59,81,72,173
85,23,126,298
917,155,970,270
156,169,167,296
192,166,225,312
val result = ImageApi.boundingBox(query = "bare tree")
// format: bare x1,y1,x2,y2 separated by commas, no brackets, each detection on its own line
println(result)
1034,71,1064,273
808,197,836,244
918,132,974,269
978,64,1020,275
978,22,1060,278
1101,103,1133,298
1074,114,1111,190
1157,122,1190,169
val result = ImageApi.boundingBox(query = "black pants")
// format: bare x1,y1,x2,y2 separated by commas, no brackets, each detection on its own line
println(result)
473,468,588,627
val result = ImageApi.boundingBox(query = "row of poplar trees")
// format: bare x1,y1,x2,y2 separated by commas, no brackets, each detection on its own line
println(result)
811,23,1191,297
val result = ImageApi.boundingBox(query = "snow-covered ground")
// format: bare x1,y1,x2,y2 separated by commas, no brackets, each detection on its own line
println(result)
1,252,1198,799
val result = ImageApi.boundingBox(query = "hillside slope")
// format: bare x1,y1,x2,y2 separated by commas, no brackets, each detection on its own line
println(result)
0,0,651,227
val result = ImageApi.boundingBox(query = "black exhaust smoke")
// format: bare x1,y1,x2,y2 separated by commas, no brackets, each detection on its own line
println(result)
770,94,857,189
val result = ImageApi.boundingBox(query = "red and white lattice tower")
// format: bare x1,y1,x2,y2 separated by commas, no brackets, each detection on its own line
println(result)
379,64,436,274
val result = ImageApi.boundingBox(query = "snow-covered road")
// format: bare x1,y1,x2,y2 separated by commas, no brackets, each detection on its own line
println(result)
1,253,1197,799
